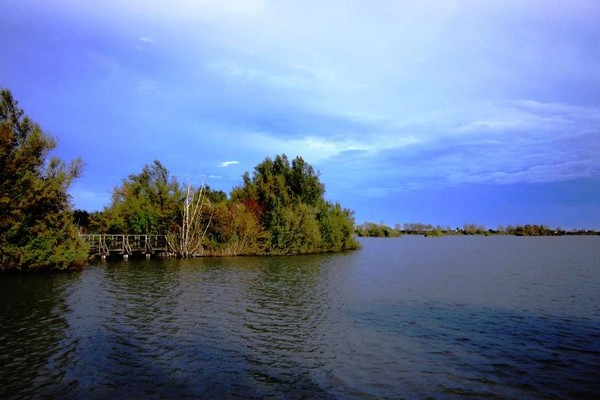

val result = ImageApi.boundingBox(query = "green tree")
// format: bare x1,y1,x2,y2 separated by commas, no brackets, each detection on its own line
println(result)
99,165,225,256
0,89,88,271
231,154,358,254
100,160,182,234
319,202,359,250
355,222,400,237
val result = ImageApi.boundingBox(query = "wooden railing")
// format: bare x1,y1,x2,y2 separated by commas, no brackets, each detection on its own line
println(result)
80,234,170,257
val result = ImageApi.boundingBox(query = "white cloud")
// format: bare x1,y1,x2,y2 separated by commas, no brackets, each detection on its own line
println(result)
139,36,155,44
514,100,600,122
452,100,599,135
243,131,419,163
218,160,239,167
208,62,313,90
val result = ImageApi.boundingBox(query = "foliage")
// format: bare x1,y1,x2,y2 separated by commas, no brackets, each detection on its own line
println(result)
231,154,359,254
95,163,218,256
98,160,182,235
506,224,555,236
396,222,451,235
424,229,444,237
356,222,401,237
318,201,359,251
96,154,359,256
373,222,599,236
203,202,265,256
0,89,88,271
462,223,487,235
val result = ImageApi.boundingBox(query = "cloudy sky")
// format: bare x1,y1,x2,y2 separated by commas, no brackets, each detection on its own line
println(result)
2,0,599,229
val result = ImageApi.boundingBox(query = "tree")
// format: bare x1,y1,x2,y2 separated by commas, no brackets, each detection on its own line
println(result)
463,223,486,235
231,154,358,254
98,163,226,256
0,89,88,271
319,202,359,249
355,222,400,237
204,202,265,256
100,160,182,234
166,183,213,257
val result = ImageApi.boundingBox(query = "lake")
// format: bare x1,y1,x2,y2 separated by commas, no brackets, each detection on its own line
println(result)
1,236,599,399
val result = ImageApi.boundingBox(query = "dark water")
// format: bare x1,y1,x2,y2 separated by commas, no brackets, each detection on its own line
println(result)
1,236,599,399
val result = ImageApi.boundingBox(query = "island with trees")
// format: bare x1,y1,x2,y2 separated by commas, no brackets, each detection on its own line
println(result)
1,89,359,271
79,155,360,258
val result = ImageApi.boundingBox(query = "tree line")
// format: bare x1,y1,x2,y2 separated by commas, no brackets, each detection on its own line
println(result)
76,155,359,257
1,89,359,271
356,222,600,237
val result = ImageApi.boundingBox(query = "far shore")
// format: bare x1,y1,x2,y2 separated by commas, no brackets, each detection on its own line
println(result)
356,222,599,238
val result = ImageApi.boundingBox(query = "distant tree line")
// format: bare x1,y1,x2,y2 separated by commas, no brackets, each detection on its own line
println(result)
357,222,599,237
1,89,359,271
355,222,401,238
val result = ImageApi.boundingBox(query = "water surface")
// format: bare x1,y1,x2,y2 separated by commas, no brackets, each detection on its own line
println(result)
1,236,599,399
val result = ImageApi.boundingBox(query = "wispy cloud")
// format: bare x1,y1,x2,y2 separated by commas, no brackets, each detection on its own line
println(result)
314,95,600,199
241,131,418,163
454,100,600,134
139,36,155,44
218,160,239,167
209,62,313,90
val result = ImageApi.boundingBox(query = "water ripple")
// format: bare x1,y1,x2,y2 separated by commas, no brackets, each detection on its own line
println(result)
1,237,599,399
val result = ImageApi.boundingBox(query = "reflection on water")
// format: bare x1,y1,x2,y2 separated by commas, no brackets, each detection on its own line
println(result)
0,236,599,399
0,272,78,399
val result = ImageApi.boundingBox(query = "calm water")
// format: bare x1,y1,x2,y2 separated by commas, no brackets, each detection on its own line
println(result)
1,236,599,399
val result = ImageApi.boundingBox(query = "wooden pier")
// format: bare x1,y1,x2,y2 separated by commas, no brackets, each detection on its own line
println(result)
80,234,170,258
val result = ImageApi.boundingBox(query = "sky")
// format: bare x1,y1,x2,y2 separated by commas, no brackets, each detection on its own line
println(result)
1,0,600,229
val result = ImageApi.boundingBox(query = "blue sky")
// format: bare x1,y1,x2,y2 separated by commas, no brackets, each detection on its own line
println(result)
2,0,599,229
